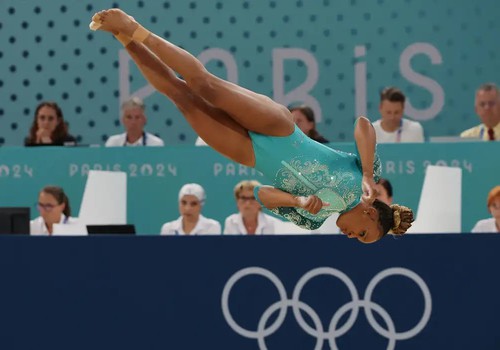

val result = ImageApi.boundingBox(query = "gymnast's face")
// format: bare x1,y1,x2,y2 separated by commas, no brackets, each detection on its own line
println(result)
336,203,382,244
122,107,146,134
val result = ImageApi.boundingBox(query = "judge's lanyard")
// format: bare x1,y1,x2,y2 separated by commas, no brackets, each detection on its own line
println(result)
123,132,146,146
479,126,486,140
479,126,496,140
395,120,403,143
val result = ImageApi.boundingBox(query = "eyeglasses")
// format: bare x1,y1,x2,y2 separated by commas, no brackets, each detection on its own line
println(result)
238,195,256,202
37,202,58,211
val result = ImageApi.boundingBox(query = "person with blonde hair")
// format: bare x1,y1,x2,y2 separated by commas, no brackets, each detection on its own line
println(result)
472,186,500,233
91,9,414,243
224,180,282,235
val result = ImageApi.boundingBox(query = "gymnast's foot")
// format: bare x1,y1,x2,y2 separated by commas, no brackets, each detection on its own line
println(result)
93,9,139,37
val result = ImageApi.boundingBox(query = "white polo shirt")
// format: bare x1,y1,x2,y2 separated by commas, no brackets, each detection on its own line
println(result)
223,212,281,235
30,215,78,235
105,132,164,147
160,215,221,235
471,218,499,233
372,118,425,143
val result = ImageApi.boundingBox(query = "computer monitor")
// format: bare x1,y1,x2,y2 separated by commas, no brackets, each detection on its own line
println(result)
0,207,30,234
86,224,136,235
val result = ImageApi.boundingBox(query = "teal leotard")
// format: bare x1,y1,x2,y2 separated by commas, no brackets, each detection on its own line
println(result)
249,125,381,230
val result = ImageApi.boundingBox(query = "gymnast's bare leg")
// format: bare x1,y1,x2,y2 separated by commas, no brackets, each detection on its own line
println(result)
97,30,256,166
95,9,295,145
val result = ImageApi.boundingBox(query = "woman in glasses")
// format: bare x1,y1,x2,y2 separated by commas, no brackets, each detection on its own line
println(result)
30,186,77,235
224,180,282,235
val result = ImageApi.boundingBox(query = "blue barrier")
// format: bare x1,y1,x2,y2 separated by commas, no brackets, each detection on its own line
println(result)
0,234,498,349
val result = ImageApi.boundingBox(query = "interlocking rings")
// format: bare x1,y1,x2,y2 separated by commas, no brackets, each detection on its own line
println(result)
221,267,432,350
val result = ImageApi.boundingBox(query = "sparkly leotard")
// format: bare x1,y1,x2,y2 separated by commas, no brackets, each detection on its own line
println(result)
249,125,381,230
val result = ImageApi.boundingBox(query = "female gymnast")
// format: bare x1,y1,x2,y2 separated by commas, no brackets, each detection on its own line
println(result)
90,9,413,243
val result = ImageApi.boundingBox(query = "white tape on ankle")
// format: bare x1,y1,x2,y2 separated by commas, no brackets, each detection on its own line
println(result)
89,21,101,31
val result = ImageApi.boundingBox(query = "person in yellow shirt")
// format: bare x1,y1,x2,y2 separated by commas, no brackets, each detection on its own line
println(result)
460,83,500,141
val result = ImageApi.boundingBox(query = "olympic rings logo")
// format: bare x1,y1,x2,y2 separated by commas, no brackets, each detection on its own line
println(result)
221,267,432,350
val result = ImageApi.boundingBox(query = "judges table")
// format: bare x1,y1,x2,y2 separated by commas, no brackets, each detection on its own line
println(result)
0,234,498,350
0,142,498,234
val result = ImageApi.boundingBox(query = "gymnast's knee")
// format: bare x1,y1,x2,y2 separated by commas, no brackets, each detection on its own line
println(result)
186,73,217,100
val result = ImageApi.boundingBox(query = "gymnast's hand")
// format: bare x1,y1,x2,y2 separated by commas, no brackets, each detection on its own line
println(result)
361,175,378,205
296,195,330,215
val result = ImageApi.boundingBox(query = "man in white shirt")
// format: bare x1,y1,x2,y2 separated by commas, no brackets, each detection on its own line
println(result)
105,97,164,147
160,183,221,235
372,87,425,143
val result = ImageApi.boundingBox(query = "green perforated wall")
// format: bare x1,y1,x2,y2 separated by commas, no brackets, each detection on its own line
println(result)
0,0,498,145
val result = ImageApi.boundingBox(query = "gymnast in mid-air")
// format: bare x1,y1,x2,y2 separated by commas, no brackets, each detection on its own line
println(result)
90,9,413,243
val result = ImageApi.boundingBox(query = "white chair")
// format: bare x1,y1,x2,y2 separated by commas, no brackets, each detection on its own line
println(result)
407,165,462,233
78,170,127,225
310,213,341,234
52,222,88,236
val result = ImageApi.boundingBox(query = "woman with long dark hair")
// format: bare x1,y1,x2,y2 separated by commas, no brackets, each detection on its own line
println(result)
25,102,76,146
289,105,329,144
